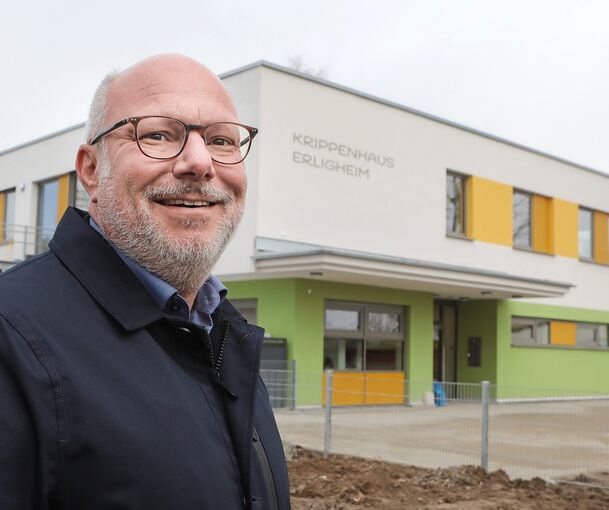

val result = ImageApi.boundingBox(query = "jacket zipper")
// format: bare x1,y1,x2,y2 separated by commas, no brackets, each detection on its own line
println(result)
203,321,230,379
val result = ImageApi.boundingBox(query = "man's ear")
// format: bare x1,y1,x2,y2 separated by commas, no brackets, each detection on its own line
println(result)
75,144,100,203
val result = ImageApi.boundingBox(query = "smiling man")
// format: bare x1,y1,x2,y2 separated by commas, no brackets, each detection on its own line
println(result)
0,55,290,510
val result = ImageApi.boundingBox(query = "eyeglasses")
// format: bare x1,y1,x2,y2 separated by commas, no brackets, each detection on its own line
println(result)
89,116,258,165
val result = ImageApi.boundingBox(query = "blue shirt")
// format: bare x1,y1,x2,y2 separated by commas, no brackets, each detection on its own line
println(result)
89,218,227,333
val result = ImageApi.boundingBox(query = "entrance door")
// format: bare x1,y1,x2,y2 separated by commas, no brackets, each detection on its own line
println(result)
433,301,457,382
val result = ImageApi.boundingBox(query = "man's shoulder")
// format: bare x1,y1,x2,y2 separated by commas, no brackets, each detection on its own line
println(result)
0,250,74,313
1,251,58,284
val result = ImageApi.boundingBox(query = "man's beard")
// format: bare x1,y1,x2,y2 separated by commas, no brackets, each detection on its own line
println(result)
94,151,244,296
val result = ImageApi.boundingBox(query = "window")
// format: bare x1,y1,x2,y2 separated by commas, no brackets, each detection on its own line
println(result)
324,302,405,371
37,179,60,254
231,299,257,324
576,323,608,349
512,316,608,349
513,190,532,248
35,173,84,254
0,188,16,243
446,172,467,236
579,208,593,260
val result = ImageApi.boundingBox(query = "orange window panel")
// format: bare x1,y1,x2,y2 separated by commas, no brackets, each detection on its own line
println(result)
365,372,404,405
322,372,365,406
550,321,576,346
56,174,71,224
532,195,552,254
468,176,513,246
549,198,579,259
593,212,609,264
0,192,5,241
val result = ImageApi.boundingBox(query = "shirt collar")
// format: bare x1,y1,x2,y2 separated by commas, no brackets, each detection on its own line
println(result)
89,218,227,321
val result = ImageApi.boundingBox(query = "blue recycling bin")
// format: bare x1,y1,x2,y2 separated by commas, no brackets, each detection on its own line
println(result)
433,381,447,407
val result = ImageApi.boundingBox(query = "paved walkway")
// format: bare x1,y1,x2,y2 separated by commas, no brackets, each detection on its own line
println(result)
274,399,609,480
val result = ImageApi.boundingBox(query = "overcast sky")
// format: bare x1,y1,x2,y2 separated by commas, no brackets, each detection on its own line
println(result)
1,0,607,173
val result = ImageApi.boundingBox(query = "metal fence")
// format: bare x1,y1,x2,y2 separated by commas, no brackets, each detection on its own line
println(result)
0,223,55,264
262,368,609,485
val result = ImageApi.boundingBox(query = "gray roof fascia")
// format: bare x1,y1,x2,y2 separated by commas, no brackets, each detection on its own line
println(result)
2,61,605,178
224,61,607,179
0,122,86,157
253,244,573,290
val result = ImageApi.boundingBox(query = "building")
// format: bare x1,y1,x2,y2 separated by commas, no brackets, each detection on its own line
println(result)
1,61,608,405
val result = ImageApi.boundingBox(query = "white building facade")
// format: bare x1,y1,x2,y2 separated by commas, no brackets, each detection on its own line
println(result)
2,62,608,404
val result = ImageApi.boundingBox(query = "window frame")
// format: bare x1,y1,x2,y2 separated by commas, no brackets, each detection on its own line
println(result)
578,207,594,261
324,301,406,371
445,170,468,239
511,316,609,350
512,189,533,250
231,298,258,325
0,188,16,244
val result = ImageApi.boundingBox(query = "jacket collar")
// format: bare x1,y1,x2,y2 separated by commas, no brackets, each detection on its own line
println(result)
49,207,165,330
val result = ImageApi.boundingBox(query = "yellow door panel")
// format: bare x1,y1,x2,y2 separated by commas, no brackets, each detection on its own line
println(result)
365,372,404,405
322,372,365,406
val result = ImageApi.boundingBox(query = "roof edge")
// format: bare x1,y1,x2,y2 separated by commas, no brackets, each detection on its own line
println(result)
2,61,606,178
0,122,85,157
223,60,608,179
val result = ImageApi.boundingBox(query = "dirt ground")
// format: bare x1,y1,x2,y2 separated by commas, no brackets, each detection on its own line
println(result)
287,447,609,509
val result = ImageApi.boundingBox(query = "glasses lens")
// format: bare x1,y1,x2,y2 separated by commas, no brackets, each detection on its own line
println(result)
136,117,185,159
204,123,252,164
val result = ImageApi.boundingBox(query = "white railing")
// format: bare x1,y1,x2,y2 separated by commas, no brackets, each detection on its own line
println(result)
0,223,55,266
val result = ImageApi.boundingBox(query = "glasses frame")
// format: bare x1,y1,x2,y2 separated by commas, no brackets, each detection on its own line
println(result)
88,115,259,165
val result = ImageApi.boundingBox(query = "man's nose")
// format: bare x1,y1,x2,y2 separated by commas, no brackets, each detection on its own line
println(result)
171,131,216,180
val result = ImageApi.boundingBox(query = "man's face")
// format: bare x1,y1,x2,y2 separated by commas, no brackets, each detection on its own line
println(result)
89,57,247,294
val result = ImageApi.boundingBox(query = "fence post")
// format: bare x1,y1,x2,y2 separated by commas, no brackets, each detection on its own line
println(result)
291,359,297,411
324,369,333,458
480,380,490,471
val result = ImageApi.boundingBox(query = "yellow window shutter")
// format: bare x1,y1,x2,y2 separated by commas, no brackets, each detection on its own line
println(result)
0,192,5,242
468,176,513,246
532,195,552,253
593,211,609,264
549,198,578,259
56,174,71,224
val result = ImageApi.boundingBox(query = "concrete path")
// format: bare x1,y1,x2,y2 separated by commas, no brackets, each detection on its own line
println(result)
274,399,609,481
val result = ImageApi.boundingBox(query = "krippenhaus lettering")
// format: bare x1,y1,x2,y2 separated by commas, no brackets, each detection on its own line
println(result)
291,132,394,169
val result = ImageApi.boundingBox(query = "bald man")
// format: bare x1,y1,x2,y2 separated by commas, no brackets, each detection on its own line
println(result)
0,55,290,510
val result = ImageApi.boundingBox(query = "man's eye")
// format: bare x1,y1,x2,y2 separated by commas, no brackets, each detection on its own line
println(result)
141,132,168,142
209,136,234,146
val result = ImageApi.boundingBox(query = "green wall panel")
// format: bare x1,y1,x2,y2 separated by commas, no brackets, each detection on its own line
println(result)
225,278,434,404
496,301,609,393
457,300,498,384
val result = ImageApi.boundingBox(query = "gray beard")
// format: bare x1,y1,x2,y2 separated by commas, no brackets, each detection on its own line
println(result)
95,154,243,296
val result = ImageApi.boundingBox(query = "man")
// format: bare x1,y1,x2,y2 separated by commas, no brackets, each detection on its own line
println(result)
0,54,290,509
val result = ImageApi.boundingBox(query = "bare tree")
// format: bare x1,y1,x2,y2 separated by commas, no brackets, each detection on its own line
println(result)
286,55,329,79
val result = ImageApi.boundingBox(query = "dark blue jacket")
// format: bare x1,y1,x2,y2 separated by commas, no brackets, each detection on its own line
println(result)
0,208,290,510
